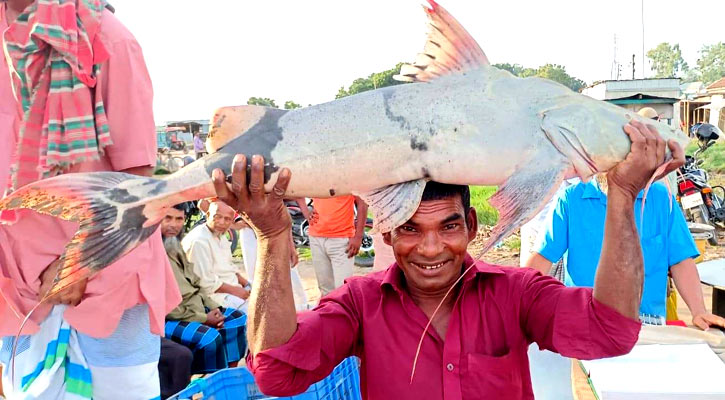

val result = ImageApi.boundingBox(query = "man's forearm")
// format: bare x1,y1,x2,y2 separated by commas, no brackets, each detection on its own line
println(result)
354,199,368,238
592,188,643,320
247,232,298,354
671,259,707,317
120,165,154,177
217,283,244,296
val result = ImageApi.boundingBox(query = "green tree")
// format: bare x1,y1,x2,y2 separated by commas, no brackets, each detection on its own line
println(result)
494,63,585,91
697,42,725,86
534,64,586,92
284,100,301,110
247,97,277,108
646,42,688,78
493,63,535,77
335,63,407,99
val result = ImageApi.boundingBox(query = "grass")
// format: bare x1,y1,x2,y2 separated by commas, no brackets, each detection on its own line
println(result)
298,246,312,261
470,186,498,226
686,139,725,173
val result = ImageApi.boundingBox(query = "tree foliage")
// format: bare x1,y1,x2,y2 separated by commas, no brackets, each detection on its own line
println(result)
284,100,301,110
697,42,725,86
247,97,277,108
493,63,586,91
646,42,688,78
336,63,407,99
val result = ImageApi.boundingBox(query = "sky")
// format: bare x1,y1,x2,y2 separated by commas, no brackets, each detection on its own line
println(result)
112,0,725,124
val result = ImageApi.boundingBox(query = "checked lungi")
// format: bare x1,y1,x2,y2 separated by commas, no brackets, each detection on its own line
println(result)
164,308,247,374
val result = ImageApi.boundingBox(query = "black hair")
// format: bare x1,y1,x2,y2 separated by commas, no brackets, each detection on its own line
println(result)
172,203,186,212
421,181,471,217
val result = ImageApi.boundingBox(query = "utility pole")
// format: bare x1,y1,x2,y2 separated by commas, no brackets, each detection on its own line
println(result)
641,0,645,78
632,54,636,80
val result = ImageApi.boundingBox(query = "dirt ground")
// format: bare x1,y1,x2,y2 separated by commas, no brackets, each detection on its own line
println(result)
242,228,719,324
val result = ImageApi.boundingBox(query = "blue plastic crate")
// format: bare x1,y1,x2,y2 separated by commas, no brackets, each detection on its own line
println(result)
170,357,361,400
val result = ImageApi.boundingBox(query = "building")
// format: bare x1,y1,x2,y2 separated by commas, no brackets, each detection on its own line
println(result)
582,78,681,126
680,77,725,134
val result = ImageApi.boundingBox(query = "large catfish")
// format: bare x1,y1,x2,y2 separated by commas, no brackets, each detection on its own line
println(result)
0,0,689,297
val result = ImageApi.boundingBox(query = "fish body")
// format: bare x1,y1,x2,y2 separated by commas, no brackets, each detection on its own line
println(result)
0,1,690,296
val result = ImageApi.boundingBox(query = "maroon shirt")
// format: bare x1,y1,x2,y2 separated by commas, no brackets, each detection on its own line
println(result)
248,255,641,399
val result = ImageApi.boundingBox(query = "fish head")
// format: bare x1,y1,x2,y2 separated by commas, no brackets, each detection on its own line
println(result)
541,98,690,181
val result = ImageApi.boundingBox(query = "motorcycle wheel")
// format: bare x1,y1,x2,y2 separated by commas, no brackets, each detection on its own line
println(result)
354,219,375,267
691,204,709,225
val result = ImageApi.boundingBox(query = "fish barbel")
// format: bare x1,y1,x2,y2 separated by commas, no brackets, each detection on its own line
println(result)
0,0,689,298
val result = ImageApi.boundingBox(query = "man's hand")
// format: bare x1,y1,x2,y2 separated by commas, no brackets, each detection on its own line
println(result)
606,120,685,199
232,285,250,300
308,210,319,227
205,308,225,328
237,273,249,287
38,259,87,306
212,155,292,240
346,235,363,258
692,312,725,331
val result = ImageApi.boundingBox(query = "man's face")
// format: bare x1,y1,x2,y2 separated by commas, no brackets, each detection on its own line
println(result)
161,208,185,238
207,202,234,235
383,195,477,295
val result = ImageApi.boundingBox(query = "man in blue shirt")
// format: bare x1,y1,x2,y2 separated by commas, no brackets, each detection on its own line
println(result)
525,175,725,330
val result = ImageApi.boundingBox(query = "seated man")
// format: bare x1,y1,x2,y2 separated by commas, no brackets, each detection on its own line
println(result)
182,200,251,312
525,174,725,330
209,122,680,399
162,205,248,373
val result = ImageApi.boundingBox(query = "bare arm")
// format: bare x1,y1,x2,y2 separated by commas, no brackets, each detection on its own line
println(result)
592,187,642,319
671,258,725,329
120,165,154,177
346,196,369,258
524,252,553,275
295,198,311,220
212,155,297,354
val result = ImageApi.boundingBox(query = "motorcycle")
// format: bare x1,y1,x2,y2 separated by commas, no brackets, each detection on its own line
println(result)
677,123,725,244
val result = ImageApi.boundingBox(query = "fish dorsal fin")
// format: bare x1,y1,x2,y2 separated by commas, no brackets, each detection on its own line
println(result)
206,105,269,153
394,0,489,83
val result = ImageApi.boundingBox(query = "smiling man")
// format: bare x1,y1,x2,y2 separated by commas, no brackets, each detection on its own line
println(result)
210,121,684,400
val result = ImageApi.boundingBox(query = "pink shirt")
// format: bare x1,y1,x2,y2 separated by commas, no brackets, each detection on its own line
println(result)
248,255,641,400
0,7,180,338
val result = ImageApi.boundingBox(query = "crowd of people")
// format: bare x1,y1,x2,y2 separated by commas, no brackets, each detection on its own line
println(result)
0,1,723,400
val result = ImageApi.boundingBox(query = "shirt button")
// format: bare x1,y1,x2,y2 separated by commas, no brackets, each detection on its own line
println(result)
446,363,454,371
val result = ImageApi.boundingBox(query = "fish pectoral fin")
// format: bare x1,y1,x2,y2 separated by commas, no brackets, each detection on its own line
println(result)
354,179,428,234
394,0,489,83
206,105,270,153
480,161,571,256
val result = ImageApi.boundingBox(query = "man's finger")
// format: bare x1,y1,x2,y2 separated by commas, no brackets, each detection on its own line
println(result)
668,140,685,167
212,168,232,203
249,155,265,202
231,155,249,209
272,168,292,200
623,123,646,148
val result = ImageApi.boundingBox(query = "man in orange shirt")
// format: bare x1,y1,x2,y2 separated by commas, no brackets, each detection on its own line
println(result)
302,196,368,296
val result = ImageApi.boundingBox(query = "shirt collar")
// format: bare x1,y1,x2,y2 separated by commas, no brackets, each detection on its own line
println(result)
581,180,644,201
380,253,504,294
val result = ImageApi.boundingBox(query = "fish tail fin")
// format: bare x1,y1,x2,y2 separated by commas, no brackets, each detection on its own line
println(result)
0,172,172,298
